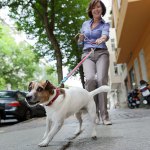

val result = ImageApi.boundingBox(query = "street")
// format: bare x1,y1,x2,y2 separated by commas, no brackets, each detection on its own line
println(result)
0,108,150,150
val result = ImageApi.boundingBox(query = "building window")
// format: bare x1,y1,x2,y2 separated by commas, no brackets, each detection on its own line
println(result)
111,39,115,43
129,67,136,89
111,39,115,51
117,0,121,10
121,64,125,71
134,58,140,85
114,62,118,75
139,49,148,81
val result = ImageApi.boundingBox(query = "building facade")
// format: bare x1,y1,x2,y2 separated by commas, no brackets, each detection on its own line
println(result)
104,2,127,108
112,0,150,92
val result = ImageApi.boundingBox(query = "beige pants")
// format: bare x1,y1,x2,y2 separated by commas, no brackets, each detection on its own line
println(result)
82,49,110,121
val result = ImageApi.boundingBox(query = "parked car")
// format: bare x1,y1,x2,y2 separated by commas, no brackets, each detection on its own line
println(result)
0,90,46,122
0,103,4,123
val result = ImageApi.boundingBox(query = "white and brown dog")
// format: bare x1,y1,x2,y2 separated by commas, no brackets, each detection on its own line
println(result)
26,80,110,147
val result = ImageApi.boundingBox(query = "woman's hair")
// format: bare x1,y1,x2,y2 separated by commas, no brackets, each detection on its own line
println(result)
87,0,106,18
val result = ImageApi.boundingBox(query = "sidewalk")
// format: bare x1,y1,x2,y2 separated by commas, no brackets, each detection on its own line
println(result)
0,108,150,150
70,108,150,150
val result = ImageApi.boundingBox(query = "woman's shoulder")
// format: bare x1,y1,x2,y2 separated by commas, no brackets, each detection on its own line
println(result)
101,19,110,26
82,19,92,25
101,20,110,29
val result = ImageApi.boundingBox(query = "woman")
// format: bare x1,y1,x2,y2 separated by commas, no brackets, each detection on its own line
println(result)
78,0,111,125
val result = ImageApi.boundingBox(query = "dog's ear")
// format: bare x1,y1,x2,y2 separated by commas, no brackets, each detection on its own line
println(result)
28,81,34,91
45,80,56,93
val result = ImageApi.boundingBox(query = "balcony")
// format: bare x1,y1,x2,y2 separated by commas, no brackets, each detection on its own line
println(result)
115,0,150,63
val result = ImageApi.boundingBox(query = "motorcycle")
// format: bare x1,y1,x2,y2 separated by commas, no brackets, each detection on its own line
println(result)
140,84,150,105
127,89,140,109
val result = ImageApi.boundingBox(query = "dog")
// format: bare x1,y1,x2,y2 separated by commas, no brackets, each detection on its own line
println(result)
26,80,110,147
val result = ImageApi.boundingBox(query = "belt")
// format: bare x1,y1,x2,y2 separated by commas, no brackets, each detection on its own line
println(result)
83,48,107,52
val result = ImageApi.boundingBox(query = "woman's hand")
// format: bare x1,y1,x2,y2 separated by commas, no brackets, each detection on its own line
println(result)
78,33,84,42
95,35,108,45
77,33,84,48
95,38,104,45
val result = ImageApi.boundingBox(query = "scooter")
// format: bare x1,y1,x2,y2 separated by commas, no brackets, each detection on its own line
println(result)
127,89,140,109
140,84,150,105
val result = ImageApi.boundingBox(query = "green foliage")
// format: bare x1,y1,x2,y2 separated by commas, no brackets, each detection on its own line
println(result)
33,63,58,86
0,78,6,89
0,22,38,90
0,26,2,38
55,0,89,68
45,66,58,85
1,0,89,86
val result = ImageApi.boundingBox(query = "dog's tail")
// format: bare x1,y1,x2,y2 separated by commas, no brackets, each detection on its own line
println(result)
90,85,111,97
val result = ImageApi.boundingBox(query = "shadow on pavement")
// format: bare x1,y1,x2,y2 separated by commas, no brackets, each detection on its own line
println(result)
0,119,18,127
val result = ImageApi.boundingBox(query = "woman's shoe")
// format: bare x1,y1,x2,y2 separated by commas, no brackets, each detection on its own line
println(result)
95,118,101,125
95,111,101,125
103,120,112,125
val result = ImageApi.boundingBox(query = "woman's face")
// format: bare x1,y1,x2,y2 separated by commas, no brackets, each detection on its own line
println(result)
91,2,102,19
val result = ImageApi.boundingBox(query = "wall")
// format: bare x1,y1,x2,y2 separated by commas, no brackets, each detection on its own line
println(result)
127,21,150,87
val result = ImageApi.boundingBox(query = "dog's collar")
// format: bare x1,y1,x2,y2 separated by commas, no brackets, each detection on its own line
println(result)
46,88,60,106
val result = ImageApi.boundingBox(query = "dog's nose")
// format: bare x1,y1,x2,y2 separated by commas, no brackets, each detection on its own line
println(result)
26,95,32,102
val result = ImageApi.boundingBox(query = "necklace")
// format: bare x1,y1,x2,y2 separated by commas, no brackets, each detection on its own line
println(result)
91,22,99,30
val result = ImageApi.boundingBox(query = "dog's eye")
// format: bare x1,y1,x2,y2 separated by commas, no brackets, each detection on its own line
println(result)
37,87,44,92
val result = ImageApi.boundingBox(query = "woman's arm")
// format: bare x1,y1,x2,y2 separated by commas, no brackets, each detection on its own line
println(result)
77,34,85,47
95,35,108,45
95,23,110,45
78,34,84,42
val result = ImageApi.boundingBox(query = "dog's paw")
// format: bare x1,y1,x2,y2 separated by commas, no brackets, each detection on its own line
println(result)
91,130,97,140
74,131,81,136
74,129,81,135
38,140,49,147
92,136,97,140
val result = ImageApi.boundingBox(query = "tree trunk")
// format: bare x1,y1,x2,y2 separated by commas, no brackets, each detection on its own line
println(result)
79,66,85,88
46,32,64,86
42,0,64,86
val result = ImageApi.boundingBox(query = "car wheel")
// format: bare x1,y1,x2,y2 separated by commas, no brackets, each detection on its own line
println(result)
0,115,1,124
24,109,32,120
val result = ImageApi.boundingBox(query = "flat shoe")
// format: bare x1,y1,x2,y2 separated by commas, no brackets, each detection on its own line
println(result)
95,118,101,125
103,120,112,125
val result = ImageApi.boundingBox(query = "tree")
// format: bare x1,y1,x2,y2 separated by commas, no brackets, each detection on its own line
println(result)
0,0,89,87
34,61,58,86
0,21,39,89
